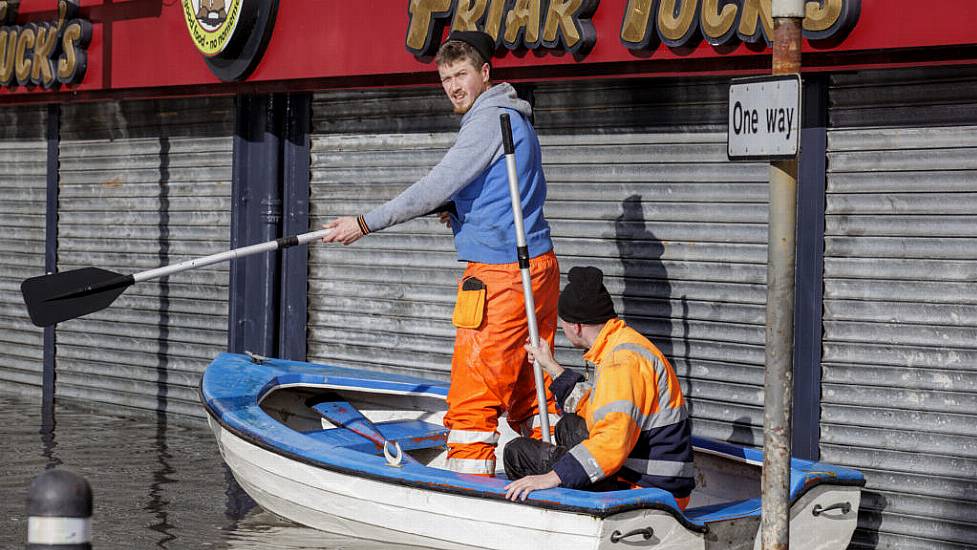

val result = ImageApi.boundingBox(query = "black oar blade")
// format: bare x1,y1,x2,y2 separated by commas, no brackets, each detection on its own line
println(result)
21,267,134,327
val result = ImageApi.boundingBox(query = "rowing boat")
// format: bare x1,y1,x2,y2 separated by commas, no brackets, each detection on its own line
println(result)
201,352,864,550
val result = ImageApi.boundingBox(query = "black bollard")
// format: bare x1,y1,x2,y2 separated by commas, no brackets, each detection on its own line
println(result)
26,469,93,550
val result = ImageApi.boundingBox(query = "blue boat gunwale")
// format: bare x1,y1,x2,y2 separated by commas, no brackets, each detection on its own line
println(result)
201,353,864,529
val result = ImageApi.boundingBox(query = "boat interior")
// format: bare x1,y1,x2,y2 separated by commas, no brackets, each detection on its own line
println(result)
257,384,763,513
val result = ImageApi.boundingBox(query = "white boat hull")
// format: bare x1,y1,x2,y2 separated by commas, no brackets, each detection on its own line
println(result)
213,419,717,550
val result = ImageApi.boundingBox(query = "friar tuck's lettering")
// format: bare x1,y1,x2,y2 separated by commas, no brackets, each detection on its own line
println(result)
406,0,599,57
621,0,860,49
0,0,91,89
406,0,857,58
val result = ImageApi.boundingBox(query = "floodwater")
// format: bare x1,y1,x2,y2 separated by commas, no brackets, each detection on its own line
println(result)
0,392,407,549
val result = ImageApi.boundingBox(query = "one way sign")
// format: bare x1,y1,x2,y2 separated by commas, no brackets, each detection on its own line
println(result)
727,74,801,160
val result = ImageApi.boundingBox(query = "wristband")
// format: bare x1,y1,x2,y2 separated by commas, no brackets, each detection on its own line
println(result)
356,215,371,235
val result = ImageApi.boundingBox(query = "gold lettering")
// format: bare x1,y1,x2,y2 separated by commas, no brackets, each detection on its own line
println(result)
452,0,507,41
57,22,79,81
700,0,738,44
622,0,854,51
620,0,655,48
0,1,91,88
0,29,15,84
738,0,774,44
542,0,584,49
30,23,58,87
482,0,506,40
503,0,542,47
657,0,699,45
14,24,32,85
452,0,486,31
805,0,842,33
405,0,452,54
1,0,20,25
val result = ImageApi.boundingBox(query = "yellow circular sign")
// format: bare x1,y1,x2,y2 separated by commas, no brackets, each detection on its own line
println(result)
182,0,243,57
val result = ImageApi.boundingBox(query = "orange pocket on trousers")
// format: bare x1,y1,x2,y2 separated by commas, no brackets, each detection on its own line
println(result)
452,277,486,329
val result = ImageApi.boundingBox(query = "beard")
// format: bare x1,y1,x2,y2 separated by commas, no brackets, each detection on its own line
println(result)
452,98,473,115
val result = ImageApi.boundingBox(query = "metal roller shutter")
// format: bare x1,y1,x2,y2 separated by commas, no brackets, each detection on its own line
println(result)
533,79,769,444
0,106,47,394
56,97,234,417
309,79,770,445
308,88,460,377
823,66,977,549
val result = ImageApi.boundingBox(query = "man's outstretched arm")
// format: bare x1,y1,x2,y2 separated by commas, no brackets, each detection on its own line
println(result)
321,109,502,245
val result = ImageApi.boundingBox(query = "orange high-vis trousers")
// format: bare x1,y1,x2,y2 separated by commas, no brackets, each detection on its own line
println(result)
444,250,561,475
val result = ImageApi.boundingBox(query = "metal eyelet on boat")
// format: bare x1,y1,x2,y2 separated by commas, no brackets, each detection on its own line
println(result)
383,440,404,467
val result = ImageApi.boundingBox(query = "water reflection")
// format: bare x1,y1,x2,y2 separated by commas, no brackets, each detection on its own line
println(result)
147,134,178,548
222,510,430,550
0,392,393,549
144,411,177,547
223,461,258,522
39,402,62,471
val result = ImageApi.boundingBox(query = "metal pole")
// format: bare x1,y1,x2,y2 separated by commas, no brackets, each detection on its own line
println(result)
499,113,552,444
42,103,59,427
763,1,803,549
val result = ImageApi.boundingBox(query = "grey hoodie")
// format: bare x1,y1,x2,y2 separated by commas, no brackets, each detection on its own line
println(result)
362,83,533,233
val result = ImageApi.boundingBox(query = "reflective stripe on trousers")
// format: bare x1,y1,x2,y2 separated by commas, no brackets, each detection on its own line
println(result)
445,457,497,475
447,429,500,445
446,430,499,475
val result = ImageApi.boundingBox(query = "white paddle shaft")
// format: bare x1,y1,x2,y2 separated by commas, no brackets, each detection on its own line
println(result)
132,229,331,283
502,117,552,444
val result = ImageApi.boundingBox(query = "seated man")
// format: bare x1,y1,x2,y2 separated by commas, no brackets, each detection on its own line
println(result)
503,266,695,509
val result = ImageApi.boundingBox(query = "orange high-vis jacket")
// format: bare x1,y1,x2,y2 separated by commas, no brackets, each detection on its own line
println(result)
550,318,695,498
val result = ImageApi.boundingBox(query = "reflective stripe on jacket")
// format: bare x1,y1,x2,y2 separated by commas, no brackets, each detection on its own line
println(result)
549,318,695,498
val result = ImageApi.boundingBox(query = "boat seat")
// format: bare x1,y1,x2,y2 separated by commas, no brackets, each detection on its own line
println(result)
305,419,448,454
683,498,761,524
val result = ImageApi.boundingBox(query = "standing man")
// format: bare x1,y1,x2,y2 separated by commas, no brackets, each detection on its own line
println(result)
503,267,695,509
322,31,559,476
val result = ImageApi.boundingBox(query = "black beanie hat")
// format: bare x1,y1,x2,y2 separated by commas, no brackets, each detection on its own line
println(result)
558,266,616,325
445,30,495,65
